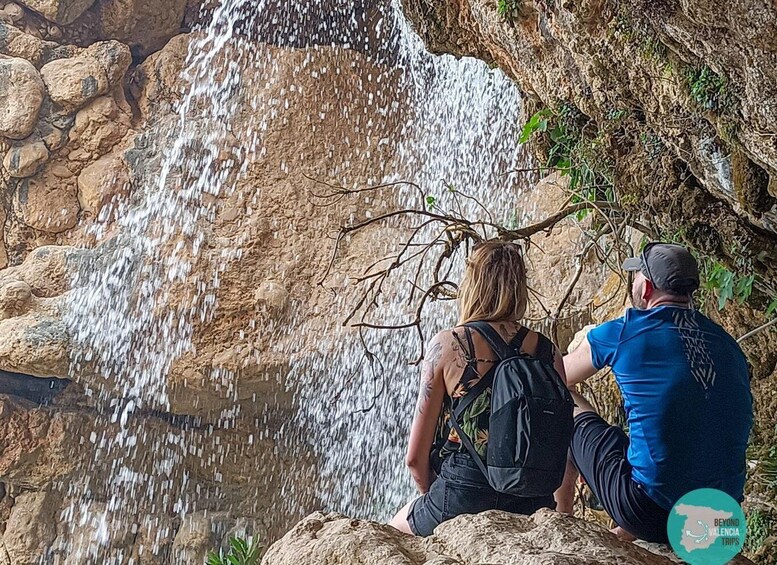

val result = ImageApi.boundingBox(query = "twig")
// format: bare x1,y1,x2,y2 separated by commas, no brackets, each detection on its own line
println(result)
737,316,777,343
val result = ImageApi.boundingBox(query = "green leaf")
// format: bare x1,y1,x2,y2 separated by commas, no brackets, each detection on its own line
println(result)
425,195,436,208
716,269,735,310
766,297,777,317
734,274,754,304
519,108,553,144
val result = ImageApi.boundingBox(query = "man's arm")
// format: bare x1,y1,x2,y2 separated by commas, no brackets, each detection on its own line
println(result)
405,333,447,494
563,336,598,387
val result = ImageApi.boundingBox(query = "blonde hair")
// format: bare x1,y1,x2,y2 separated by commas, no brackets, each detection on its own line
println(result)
458,241,529,325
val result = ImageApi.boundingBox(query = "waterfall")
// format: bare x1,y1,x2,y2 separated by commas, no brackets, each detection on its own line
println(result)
60,0,528,559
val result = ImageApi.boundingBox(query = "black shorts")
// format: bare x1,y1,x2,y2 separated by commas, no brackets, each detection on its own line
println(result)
570,412,669,543
407,452,555,536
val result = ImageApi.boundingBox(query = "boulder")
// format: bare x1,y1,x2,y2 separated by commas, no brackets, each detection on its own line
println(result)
0,3,25,24
40,41,131,111
0,57,46,139
16,0,96,25
129,32,191,118
1,491,58,565
14,173,79,233
0,280,33,319
69,95,130,156
0,314,70,376
264,510,754,565
77,151,130,214
95,0,188,55
3,137,50,177
0,22,77,67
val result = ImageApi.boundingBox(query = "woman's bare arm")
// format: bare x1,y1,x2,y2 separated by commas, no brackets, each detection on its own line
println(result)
405,332,447,494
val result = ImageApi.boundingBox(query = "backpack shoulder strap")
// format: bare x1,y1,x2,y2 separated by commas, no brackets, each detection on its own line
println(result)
506,325,530,352
465,321,513,360
535,333,556,365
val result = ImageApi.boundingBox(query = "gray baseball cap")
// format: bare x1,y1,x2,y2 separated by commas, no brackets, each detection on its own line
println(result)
622,242,700,293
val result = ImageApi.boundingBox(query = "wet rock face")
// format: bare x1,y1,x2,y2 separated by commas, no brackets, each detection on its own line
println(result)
0,8,405,560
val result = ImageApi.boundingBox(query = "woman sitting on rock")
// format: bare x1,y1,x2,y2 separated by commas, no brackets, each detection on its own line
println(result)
389,241,574,536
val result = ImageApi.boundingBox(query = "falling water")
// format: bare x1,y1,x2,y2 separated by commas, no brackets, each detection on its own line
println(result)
60,0,528,560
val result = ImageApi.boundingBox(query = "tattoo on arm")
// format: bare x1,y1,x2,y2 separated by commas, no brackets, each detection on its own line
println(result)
449,335,466,368
416,341,442,415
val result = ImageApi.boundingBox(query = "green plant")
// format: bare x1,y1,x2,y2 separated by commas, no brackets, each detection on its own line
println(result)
744,507,775,555
520,104,616,221
206,536,263,565
639,36,667,61
685,65,732,112
497,0,521,19
767,296,777,317
639,130,665,159
700,260,754,311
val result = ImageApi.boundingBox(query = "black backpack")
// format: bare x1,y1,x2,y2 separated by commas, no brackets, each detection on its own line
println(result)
448,321,575,497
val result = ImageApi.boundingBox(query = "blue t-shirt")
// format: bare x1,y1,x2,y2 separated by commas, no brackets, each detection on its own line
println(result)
587,306,753,510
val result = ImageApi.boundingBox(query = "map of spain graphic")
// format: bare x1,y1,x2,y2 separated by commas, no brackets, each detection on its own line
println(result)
674,504,734,552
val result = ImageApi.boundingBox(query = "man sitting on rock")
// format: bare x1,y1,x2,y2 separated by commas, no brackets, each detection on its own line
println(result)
559,242,753,543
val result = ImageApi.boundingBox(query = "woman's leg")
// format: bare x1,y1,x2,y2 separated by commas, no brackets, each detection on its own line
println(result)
389,500,416,535
554,456,579,514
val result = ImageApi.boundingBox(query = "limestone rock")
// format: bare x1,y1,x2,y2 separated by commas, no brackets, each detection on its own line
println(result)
172,512,233,565
15,173,79,233
1,490,58,565
69,95,130,156
77,152,130,214
3,137,49,177
0,22,77,67
40,41,131,110
264,509,686,565
0,396,74,486
0,280,33,319
95,0,188,55
6,245,92,298
0,207,6,270
0,3,25,22
17,0,96,25
0,57,46,139
254,280,289,313
0,313,69,376
130,33,192,117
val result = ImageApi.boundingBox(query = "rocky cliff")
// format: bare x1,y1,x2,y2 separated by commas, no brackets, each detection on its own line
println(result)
0,0,775,563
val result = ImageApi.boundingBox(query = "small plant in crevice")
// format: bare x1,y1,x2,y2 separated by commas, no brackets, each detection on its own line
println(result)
206,536,263,565
685,65,733,112
701,260,754,311
520,104,617,221
653,229,777,316
744,507,776,556
497,0,521,20
639,130,665,160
